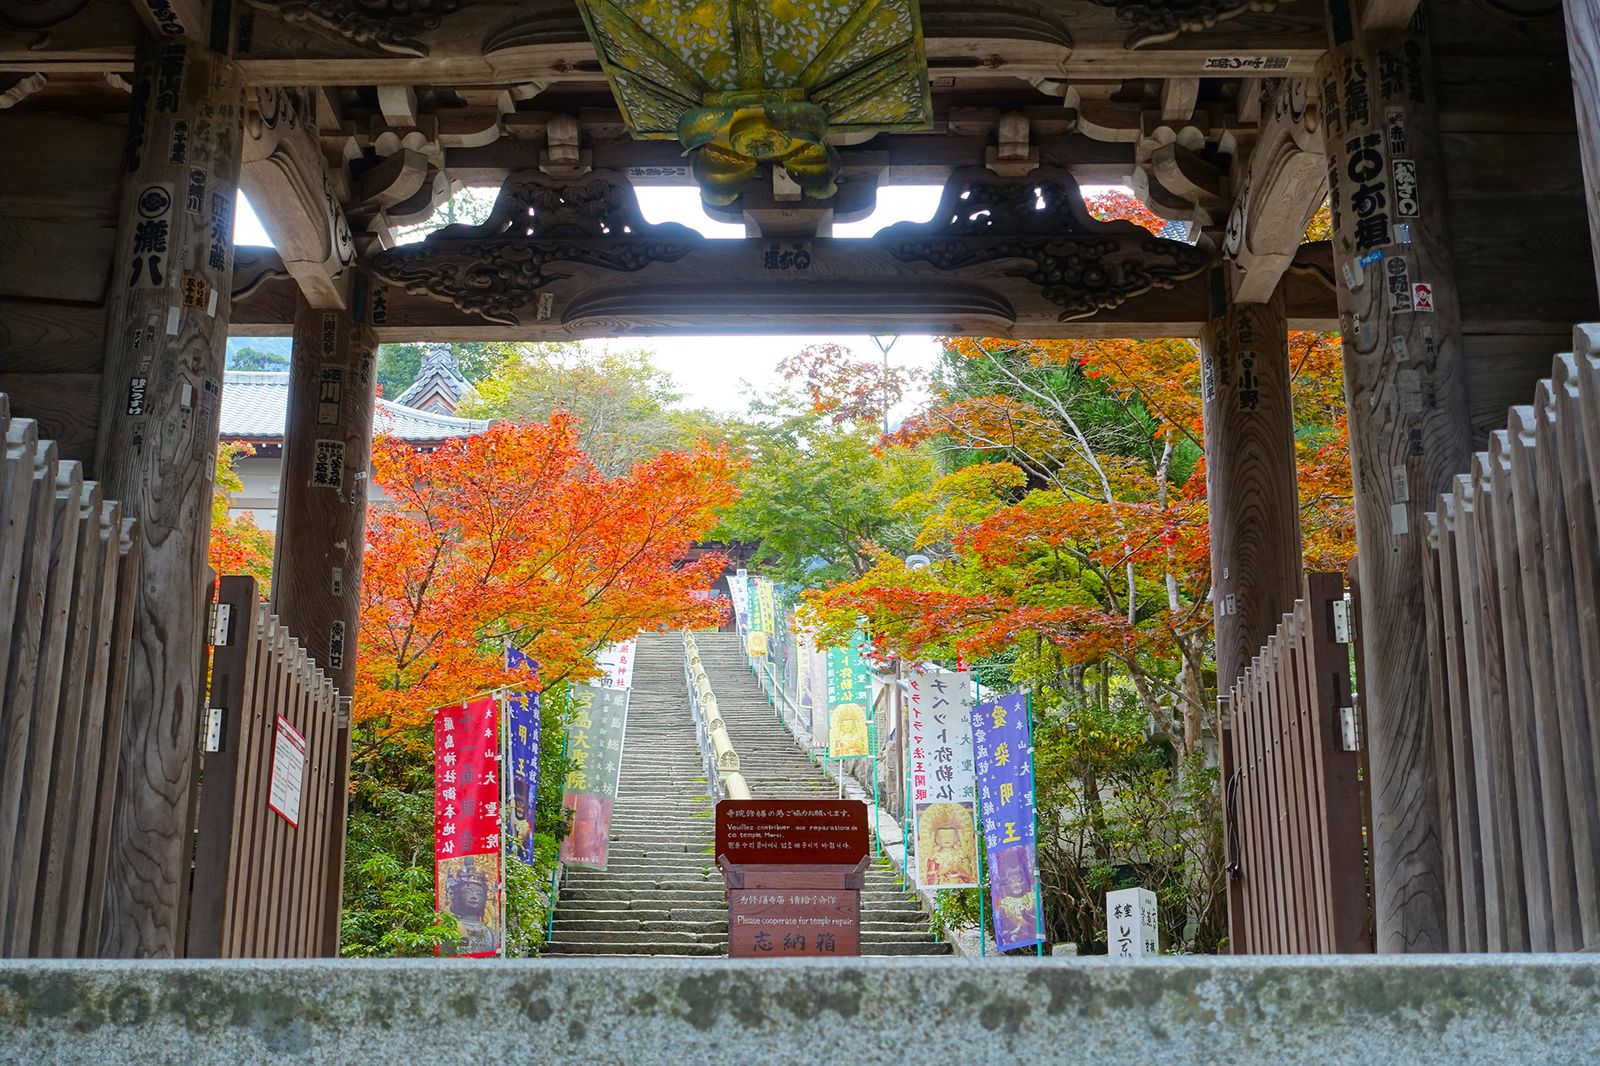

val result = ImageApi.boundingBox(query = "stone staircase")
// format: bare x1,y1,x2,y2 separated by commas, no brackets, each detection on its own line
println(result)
543,630,948,957
689,630,949,957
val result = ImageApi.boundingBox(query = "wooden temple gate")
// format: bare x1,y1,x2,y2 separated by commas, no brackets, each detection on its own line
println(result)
2,0,1600,958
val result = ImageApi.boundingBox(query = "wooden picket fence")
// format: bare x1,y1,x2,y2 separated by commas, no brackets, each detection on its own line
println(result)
0,397,141,958
187,575,350,957
1222,572,1371,954
1420,332,1600,953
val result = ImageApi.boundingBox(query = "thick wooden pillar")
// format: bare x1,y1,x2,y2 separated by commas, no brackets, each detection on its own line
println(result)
1201,275,1304,693
272,281,377,955
1565,0,1600,302
94,34,244,957
1317,5,1475,952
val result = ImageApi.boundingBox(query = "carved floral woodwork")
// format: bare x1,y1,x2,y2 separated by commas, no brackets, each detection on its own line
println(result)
243,0,510,58
360,167,1216,329
573,0,932,203
880,167,1213,320
1087,0,1294,49
1222,78,1326,303
241,86,357,308
366,170,701,324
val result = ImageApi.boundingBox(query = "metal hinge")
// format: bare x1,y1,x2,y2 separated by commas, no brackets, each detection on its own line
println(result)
1339,705,1361,752
208,602,232,646
201,706,224,753
1331,596,1354,644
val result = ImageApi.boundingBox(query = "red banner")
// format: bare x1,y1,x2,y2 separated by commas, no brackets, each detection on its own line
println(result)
434,696,503,957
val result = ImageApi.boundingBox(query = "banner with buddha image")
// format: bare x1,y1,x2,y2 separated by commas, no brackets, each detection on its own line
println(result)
908,665,977,888
825,629,873,759
972,692,1044,951
434,696,504,957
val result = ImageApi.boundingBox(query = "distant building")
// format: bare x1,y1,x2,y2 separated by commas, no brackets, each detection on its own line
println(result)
395,345,474,415
220,370,491,531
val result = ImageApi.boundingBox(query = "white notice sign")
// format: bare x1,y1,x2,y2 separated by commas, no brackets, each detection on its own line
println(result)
268,714,307,828
1107,886,1160,958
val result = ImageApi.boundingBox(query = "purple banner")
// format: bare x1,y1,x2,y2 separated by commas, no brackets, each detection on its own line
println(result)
505,646,540,867
971,692,1043,951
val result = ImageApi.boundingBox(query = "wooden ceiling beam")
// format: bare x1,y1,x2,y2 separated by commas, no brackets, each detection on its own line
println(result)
1360,0,1424,30
240,88,357,309
1221,79,1327,304
230,246,1337,340
4,4,1327,84
129,0,208,40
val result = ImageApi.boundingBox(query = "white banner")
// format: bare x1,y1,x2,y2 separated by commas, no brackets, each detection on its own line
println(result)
908,665,978,888
728,570,750,629
593,639,637,691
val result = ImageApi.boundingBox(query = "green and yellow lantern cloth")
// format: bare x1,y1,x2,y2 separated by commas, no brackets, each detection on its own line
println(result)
574,0,933,204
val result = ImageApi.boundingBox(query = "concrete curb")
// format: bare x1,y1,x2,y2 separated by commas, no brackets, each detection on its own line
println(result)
4,956,1599,1064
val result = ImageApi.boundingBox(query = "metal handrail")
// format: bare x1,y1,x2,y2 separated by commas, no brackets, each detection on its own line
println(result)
682,630,752,801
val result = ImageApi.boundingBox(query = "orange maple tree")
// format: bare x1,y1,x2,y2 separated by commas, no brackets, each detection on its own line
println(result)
806,190,1353,750
209,440,275,589
356,415,740,733
777,341,926,426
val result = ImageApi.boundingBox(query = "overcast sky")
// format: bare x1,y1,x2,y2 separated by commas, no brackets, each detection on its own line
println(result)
234,185,949,417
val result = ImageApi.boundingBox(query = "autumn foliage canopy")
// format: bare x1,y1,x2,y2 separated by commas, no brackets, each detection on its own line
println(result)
355,415,740,731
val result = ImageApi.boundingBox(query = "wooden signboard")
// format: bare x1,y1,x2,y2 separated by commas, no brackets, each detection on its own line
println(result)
714,800,869,866
727,887,861,957
716,800,870,958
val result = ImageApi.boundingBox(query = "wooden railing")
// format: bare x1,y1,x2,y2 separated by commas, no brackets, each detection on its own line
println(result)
1420,332,1600,953
1222,572,1371,954
187,575,349,957
0,397,140,958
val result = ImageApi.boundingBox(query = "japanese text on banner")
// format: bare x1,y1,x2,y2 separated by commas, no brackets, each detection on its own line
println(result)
505,646,540,868
825,629,873,759
434,696,503,957
909,666,978,888
972,692,1044,951
559,640,635,869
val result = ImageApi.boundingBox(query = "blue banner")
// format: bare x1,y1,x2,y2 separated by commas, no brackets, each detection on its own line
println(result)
971,692,1043,951
505,646,541,867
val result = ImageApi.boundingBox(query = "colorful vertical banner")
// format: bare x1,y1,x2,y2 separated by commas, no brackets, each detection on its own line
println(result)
434,696,504,957
505,646,540,868
972,692,1044,951
592,638,636,690
808,641,830,752
754,578,776,634
791,627,820,748
560,641,635,869
728,569,750,629
825,629,873,759
909,666,978,888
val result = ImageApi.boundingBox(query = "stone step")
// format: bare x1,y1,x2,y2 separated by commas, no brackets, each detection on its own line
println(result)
545,632,947,960
541,941,726,957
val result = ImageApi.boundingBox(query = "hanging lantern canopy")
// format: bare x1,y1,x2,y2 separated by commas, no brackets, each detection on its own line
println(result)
574,0,933,204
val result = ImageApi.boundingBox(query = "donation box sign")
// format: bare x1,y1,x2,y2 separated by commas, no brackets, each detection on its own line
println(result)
715,801,870,958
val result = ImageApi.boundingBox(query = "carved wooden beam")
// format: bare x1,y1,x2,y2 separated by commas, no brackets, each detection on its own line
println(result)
231,167,1333,339
233,240,1338,338
0,72,46,108
240,87,357,309
1359,0,1423,30
130,0,207,39
1221,78,1326,304
4,1,1328,83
